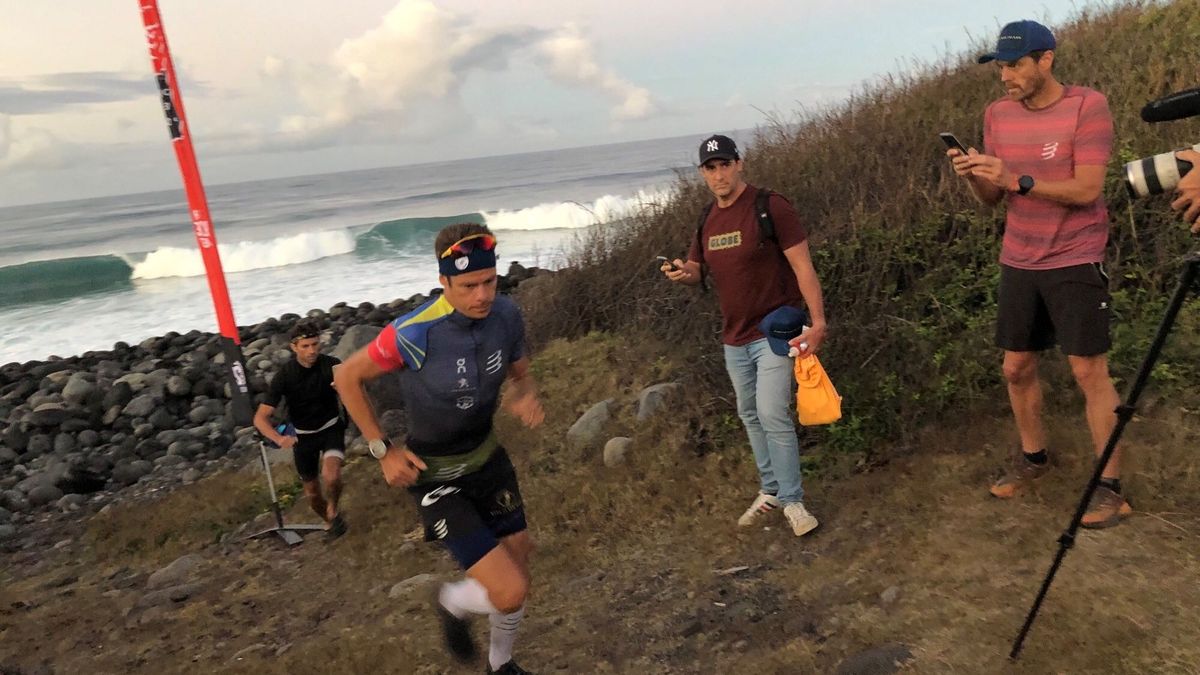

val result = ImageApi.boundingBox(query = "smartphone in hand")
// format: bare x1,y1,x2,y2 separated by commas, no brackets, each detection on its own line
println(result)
655,255,679,271
939,132,970,156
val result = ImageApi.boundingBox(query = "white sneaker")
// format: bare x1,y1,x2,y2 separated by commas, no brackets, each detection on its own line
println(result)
737,492,781,527
783,502,819,537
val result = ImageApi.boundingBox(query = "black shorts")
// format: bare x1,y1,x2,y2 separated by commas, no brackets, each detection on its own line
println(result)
293,424,346,482
407,447,527,570
995,263,1112,356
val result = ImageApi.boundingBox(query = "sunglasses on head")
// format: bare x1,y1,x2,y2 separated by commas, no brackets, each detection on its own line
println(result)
439,233,497,259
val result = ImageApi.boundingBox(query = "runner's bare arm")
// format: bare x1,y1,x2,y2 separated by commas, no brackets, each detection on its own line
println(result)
334,348,426,485
252,403,295,448
503,356,544,428
333,348,389,442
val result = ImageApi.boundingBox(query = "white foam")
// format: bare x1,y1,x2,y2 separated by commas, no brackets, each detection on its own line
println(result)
482,188,673,231
131,229,357,279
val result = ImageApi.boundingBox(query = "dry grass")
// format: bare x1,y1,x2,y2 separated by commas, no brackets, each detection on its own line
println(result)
86,470,271,567
2,331,1198,674
520,0,1200,457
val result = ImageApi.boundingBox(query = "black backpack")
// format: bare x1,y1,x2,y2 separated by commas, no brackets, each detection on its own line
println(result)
693,187,781,289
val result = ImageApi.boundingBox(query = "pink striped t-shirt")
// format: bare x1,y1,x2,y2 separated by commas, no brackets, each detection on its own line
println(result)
983,85,1113,270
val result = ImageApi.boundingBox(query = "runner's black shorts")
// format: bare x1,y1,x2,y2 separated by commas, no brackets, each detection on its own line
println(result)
407,447,527,570
293,424,346,482
995,262,1112,356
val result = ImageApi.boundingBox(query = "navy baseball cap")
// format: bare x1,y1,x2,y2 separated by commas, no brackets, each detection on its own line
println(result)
977,20,1056,64
759,306,809,357
698,134,739,166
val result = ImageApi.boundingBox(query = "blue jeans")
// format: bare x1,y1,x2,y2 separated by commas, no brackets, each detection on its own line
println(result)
723,338,804,504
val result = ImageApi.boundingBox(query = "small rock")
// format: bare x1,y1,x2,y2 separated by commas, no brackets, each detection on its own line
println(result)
135,582,203,609
0,524,16,541
56,494,86,511
835,643,914,675
566,400,613,453
602,437,633,467
231,643,271,662
389,573,436,598
27,484,64,507
880,586,900,606
636,382,683,421
147,553,204,590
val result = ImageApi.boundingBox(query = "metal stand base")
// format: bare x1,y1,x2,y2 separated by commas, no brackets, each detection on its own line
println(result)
243,440,327,547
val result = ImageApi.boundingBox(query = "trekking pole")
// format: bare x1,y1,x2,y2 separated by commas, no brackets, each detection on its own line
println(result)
1010,252,1200,659
246,436,326,546
259,441,286,530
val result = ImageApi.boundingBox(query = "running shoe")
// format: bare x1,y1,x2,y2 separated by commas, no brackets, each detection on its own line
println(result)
783,502,819,537
737,492,781,527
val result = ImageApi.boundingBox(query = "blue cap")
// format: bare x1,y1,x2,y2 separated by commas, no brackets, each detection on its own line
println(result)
977,20,1055,64
758,306,809,357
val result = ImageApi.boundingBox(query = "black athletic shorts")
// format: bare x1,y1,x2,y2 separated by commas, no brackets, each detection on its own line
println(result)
407,447,527,570
995,262,1112,356
293,424,346,482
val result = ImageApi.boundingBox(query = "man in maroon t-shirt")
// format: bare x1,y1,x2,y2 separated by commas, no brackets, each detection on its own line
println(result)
663,134,828,538
950,20,1129,528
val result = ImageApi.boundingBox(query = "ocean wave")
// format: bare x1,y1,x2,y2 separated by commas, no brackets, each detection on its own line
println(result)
355,213,483,257
482,189,673,231
0,188,669,307
0,255,133,308
132,229,357,280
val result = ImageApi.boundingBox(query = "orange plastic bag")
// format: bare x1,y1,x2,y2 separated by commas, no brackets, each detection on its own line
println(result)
794,354,842,426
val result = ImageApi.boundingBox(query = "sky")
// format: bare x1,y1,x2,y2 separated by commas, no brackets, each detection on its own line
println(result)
0,0,1110,207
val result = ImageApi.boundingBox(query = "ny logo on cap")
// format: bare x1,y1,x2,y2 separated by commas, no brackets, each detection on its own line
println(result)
706,140,719,152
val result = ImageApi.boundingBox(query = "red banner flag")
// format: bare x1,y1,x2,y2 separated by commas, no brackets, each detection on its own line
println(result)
139,0,253,425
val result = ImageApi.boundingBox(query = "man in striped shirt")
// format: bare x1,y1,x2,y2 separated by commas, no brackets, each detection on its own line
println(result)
949,20,1130,528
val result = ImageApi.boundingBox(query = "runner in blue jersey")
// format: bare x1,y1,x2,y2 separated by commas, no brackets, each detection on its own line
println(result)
335,223,544,675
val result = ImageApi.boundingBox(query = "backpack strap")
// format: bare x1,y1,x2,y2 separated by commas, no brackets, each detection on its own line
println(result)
694,201,715,290
754,188,777,245
694,201,715,266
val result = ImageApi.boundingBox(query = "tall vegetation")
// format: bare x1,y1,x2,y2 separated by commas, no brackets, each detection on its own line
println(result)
522,0,1200,454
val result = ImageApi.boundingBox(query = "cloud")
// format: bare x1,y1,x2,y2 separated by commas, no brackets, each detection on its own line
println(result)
258,0,655,150
0,72,157,115
0,114,69,171
0,70,208,116
536,24,654,120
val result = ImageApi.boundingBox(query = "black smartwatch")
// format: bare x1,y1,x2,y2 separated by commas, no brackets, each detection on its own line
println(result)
1016,174,1035,196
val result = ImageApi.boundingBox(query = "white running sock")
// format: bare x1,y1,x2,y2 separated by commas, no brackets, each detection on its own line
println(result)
488,605,525,670
439,579,498,619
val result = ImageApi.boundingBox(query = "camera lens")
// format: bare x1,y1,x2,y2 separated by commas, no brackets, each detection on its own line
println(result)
1124,148,1197,198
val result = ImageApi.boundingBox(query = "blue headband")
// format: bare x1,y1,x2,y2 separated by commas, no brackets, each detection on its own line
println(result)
438,246,497,276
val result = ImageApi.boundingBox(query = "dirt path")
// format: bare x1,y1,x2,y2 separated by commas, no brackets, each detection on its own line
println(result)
3,338,1197,674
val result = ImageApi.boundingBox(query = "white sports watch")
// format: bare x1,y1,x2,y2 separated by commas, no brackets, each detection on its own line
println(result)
367,438,389,460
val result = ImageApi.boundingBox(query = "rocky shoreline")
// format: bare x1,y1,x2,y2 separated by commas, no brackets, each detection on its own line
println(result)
0,263,547,544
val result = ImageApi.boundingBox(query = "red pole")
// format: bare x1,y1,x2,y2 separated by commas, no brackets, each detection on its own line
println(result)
138,0,253,425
